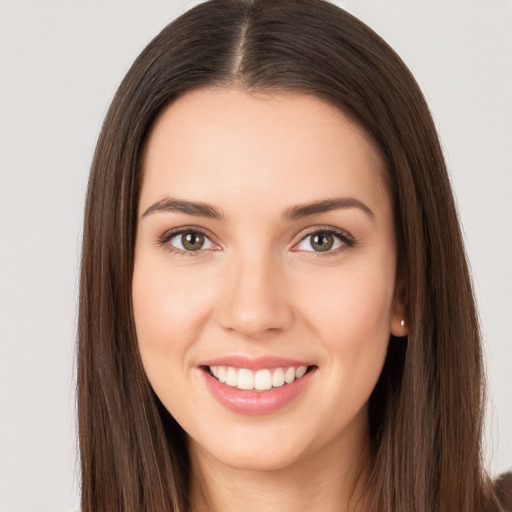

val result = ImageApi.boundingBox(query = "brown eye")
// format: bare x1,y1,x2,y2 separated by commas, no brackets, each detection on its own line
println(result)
310,232,334,252
294,228,354,254
166,230,216,253
182,232,205,251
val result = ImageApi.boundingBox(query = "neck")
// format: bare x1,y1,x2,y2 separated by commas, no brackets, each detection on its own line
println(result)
188,419,372,512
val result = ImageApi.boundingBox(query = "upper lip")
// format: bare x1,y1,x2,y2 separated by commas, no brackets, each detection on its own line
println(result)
198,355,314,370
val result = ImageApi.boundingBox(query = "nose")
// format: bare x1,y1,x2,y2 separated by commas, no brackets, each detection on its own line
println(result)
216,253,294,339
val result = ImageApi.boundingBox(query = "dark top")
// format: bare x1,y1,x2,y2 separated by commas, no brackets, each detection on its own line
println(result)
490,472,512,511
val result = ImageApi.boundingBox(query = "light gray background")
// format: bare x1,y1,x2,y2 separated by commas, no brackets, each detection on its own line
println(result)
0,1,510,511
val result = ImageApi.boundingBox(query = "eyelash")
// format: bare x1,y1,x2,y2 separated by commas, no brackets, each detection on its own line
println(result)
157,227,219,258
157,226,356,258
293,226,356,256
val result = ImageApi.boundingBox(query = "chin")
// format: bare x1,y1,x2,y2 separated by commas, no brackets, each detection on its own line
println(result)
189,424,313,473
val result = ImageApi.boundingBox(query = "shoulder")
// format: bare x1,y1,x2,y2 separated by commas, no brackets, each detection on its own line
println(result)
489,472,512,512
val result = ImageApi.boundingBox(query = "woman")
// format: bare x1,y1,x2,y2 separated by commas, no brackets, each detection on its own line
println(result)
77,0,510,510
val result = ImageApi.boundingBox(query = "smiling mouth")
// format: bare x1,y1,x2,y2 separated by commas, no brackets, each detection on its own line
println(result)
202,365,316,392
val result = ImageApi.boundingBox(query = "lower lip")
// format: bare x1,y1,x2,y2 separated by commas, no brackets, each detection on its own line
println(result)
200,367,316,415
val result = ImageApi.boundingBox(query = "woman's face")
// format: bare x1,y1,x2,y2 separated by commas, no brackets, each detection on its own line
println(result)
132,88,405,472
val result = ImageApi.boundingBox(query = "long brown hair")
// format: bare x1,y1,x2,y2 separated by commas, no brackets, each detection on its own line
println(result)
78,1,495,510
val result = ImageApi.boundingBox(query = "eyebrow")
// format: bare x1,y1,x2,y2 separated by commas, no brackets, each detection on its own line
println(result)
282,197,375,222
142,197,224,219
142,196,375,222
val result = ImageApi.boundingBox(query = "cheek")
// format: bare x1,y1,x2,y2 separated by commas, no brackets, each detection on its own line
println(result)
131,256,223,426
294,258,395,386
131,253,215,386
298,258,394,332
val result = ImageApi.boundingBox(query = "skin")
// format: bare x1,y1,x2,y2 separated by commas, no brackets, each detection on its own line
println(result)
132,88,407,512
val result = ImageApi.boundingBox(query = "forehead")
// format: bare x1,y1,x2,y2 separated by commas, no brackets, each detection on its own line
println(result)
140,87,389,215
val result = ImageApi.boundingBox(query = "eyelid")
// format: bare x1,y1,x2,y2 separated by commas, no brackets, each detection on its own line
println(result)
158,226,221,255
157,224,355,257
290,225,356,254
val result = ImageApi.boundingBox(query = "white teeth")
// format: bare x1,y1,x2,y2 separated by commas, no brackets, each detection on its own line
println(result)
254,369,272,391
208,365,310,391
272,367,285,388
217,366,227,383
226,367,237,387
296,365,307,378
237,368,254,390
284,367,296,384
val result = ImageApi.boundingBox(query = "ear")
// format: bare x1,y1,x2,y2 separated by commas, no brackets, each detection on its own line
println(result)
390,276,408,337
